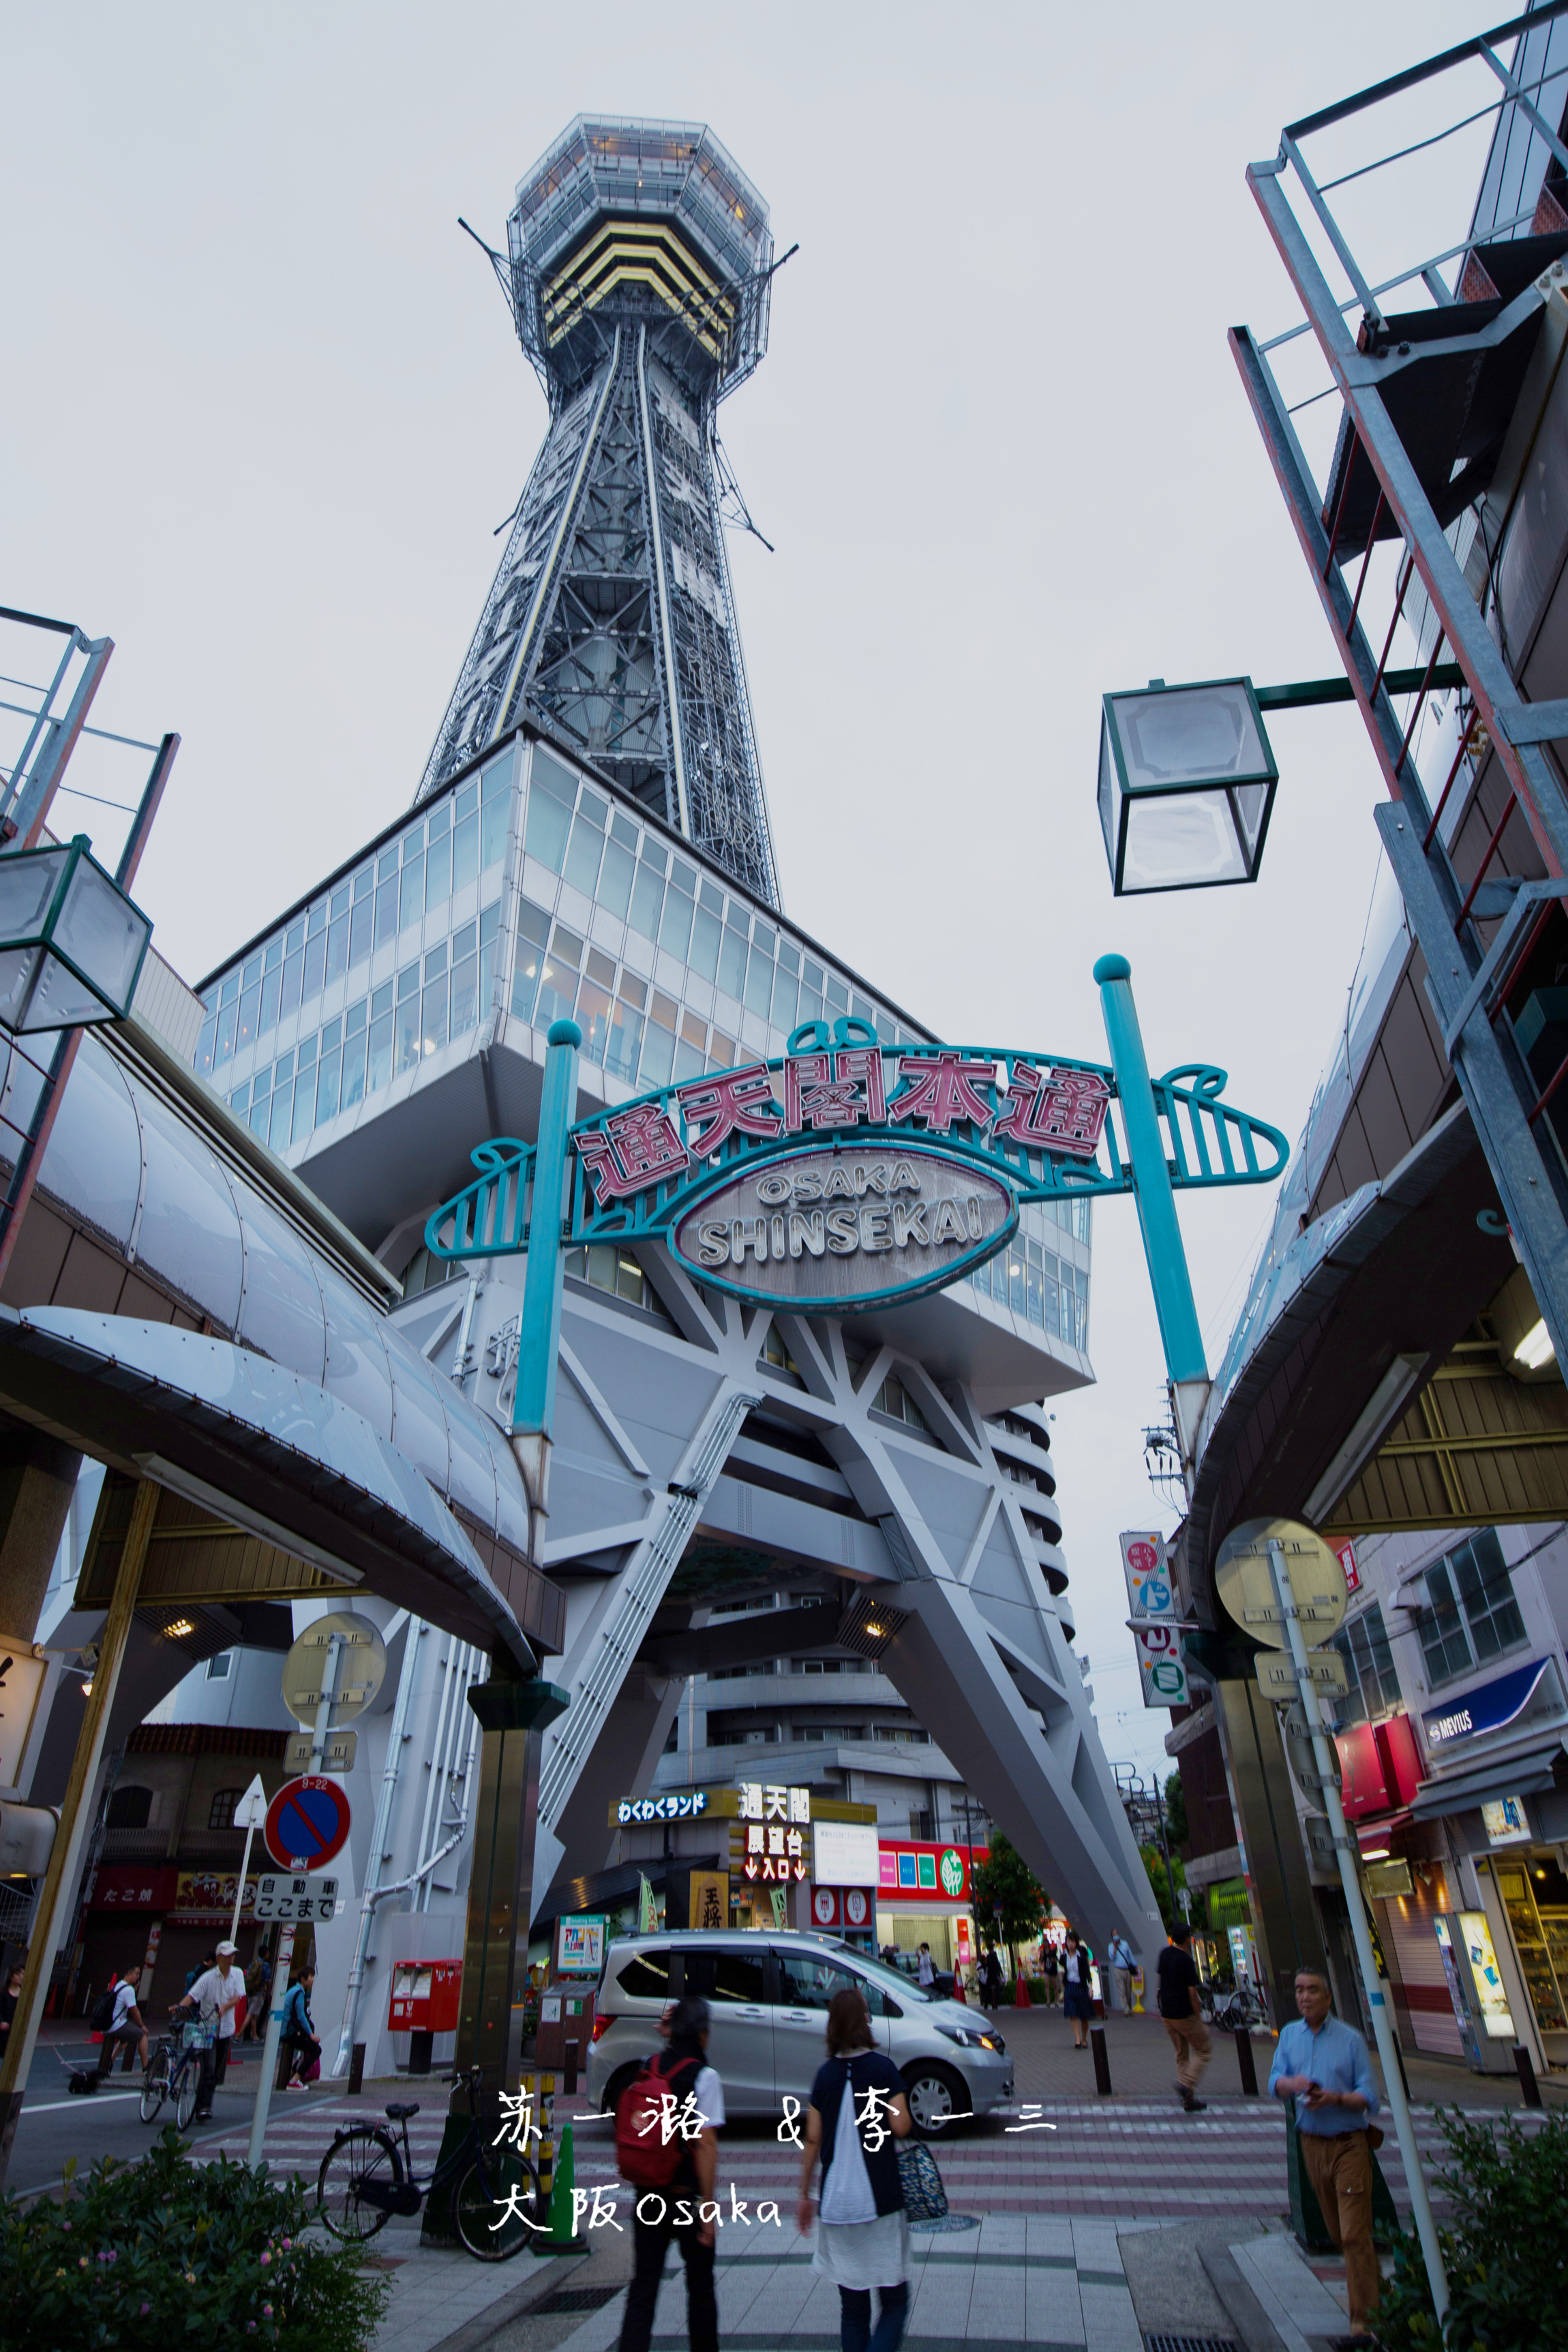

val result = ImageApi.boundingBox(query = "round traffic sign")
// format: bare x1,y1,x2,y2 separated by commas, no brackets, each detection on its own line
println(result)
265,1775,352,1871
280,1612,386,1728
1213,1516,1348,1648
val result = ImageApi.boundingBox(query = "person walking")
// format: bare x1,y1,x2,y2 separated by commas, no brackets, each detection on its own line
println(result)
239,1950,272,2045
980,1944,1004,2007
1040,1942,1059,2006
1106,1931,1135,2015
1061,1931,1094,2049
95,1963,149,2079
281,1966,322,2085
1269,1970,1382,2342
916,1944,935,1991
171,1938,247,2120
618,1994,722,2352
797,1986,914,2352
1156,1921,1211,2111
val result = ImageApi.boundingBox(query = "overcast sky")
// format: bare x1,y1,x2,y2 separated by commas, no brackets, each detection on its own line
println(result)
6,3,1490,1798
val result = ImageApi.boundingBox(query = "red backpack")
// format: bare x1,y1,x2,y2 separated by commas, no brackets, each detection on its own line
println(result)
614,2051,702,2188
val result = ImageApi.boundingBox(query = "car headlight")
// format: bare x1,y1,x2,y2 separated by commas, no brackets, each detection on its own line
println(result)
937,2025,1004,2052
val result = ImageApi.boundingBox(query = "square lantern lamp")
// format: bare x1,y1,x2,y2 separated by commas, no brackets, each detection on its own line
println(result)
0,835,152,1034
1099,676,1280,896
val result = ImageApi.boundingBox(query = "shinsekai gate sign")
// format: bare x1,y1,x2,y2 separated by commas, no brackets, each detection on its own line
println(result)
426,1016,1288,1316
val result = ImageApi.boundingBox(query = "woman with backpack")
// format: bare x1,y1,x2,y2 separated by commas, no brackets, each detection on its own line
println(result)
280,1966,321,2087
617,1993,721,2352
796,1987,914,2352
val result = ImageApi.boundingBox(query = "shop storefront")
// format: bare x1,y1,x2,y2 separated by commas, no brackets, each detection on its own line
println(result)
876,1839,987,1978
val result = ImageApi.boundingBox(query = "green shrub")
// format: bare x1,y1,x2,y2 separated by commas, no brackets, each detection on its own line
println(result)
1373,2106,1568,2352
1,2125,389,2351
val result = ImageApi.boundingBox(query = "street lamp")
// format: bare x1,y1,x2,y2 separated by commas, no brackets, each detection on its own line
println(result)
0,834,153,1034
1098,678,1279,896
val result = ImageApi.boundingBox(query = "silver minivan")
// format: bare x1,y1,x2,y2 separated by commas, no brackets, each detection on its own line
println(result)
588,1929,1013,2135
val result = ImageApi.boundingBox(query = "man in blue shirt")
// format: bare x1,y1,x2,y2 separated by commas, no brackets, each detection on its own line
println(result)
1268,1970,1381,2338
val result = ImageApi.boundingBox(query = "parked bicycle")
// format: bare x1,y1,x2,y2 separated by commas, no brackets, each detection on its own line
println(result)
316,2065,544,2261
138,2021,213,2130
1211,1981,1267,2033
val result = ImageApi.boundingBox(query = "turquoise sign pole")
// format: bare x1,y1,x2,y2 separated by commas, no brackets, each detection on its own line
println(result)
1093,954,1209,1393
511,1017,581,1519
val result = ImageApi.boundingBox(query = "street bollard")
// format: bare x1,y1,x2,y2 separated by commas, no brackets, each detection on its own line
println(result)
1089,2024,1112,2096
1513,2044,1543,2109
1235,2025,1258,2095
564,2037,579,2096
348,2042,365,2096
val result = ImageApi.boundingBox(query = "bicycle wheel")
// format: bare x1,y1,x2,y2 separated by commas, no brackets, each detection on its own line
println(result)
317,2127,403,2244
139,2046,170,2125
453,2150,540,2262
175,2057,202,2131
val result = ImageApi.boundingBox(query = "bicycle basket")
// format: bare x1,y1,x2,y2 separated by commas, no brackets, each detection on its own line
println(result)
181,2021,215,2053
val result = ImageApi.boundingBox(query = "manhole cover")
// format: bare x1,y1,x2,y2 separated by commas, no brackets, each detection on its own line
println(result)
910,2212,980,2233
534,2285,624,2315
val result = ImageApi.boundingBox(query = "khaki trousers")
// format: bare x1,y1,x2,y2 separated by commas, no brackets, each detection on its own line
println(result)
1162,2012,1211,2093
1300,2127,1379,2332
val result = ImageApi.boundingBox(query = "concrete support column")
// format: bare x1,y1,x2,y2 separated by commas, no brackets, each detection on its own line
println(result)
0,1427,82,1644
1212,1676,1329,2022
421,1665,566,2244
0,1475,157,2186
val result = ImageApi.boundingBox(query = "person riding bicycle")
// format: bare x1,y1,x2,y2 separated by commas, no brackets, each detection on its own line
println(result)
281,1966,322,2085
96,1963,149,2079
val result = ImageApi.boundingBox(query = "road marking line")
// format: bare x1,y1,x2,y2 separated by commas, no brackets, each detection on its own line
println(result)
18,2092,145,2117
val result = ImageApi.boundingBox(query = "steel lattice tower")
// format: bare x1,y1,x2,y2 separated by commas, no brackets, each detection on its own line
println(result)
417,117,782,908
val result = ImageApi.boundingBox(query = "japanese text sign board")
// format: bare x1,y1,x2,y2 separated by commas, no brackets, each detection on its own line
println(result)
556,1915,606,1976
1120,1531,1176,1623
254,1871,339,1923
1132,1621,1190,1709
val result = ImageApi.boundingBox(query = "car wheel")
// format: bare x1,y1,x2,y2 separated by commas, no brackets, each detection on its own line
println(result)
902,2062,967,2138
602,2062,642,2117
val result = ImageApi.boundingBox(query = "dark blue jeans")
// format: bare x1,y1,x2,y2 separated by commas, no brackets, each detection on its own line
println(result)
839,2282,909,2352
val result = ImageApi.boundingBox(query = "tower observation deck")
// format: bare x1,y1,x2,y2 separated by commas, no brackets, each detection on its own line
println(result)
417,117,783,908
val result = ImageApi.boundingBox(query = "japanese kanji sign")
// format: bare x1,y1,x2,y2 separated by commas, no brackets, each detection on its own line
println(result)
426,1017,1290,1321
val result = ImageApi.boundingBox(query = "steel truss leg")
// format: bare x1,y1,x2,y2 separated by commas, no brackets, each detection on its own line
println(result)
1230,238,1568,1366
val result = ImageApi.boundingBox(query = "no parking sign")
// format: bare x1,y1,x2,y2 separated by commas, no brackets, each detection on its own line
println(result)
264,1775,352,1872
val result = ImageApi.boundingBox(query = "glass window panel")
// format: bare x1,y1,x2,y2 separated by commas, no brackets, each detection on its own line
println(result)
659,886,694,961
248,1094,270,1137
237,983,260,1054
689,905,721,982
374,875,398,947
779,941,800,977
292,1066,317,1143
1042,1252,1061,1335
605,989,644,1081
770,965,798,1029
672,1035,704,1082
367,1009,392,1094
671,859,695,897
533,950,578,1032
325,914,348,984
825,976,848,1015
1026,1254,1044,1325
481,788,509,871
316,1044,342,1125
399,854,425,931
481,755,509,801
803,959,824,992
425,828,451,911
524,759,573,871
1452,1530,1527,1663
329,884,350,919
512,937,545,1024
452,808,479,893
229,1081,250,1113
629,860,665,941
597,837,634,918
299,929,325,1004
564,814,605,896
351,864,373,903
796,986,821,1027
716,923,747,1000
852,995,875,1027
641,841,668,875
1419,1560,1474,1685
215,998,237,1065
376,848,397,884
578,786,607,829
744,945,775,1019
340,1019,366,1110
348,898,372,968
639,996,677,1087
423,973,449,1057
710,1029,736,1069
268,1082,294,1150
427,800,450,844
262,939,282,972
307,903,327,938
393,986,422,1077
610,811,638,849
699,880,723,914
196,1015,217,1076
455,779,478,819
577,976,614,1065
479,899,500,1012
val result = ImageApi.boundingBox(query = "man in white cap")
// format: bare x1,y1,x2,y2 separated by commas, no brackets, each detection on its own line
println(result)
172,1938,247,2121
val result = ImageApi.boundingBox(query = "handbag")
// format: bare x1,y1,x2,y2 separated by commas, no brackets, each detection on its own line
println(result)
896,2137,948,2224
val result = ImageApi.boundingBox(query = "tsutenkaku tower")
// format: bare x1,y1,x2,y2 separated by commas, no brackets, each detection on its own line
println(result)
418,116,783,908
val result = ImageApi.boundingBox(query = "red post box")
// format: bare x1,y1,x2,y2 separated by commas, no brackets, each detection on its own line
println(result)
388,1959,462,2073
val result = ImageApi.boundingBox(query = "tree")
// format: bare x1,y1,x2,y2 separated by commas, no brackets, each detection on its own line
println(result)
969,1828,1049,1948
1141,1840,1186,1925
1163,1769,1188,1850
